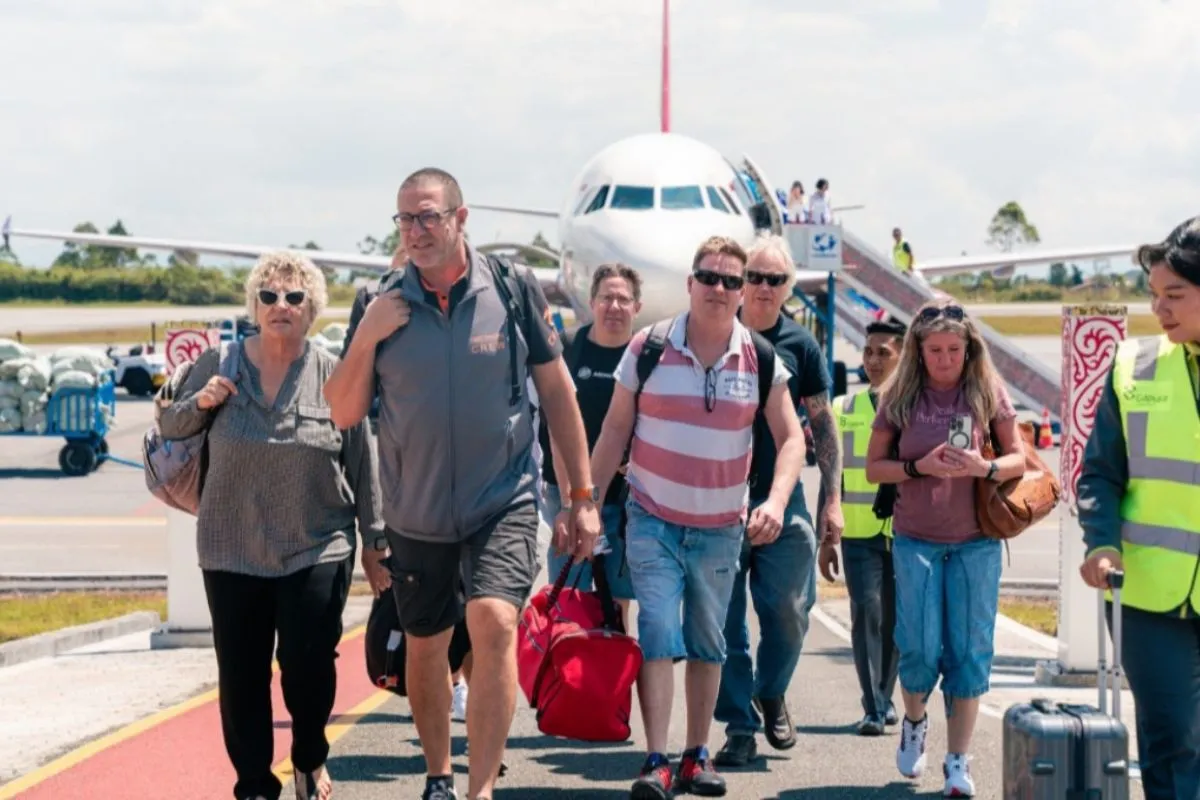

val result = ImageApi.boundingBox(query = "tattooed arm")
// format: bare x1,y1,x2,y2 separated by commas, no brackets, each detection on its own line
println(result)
805,391,845,543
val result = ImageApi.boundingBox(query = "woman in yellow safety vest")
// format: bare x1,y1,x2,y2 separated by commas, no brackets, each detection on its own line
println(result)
824,319,906,737
1078,216,1200,800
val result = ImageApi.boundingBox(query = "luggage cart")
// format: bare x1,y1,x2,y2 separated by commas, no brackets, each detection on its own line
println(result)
2,369,139,476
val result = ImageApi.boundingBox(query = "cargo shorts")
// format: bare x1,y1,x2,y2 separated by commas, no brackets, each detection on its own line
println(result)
385,502,540,638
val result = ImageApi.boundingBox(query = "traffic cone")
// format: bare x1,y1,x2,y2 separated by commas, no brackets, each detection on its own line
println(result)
1038,408,1053,449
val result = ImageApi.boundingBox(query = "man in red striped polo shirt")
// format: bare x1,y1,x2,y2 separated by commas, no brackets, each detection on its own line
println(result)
591,235,807,799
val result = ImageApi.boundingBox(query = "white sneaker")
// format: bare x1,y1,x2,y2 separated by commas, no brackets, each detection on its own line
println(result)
943,753,975,797
451,680,468,722
896,715,929,778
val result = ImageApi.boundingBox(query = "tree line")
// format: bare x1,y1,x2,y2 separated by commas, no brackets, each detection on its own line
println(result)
0,220,550,306
933,202,1148,303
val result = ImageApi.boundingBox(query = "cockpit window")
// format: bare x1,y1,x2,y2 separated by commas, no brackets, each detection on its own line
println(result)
661,185,704,210
584,185,610,214
719,186,742,215
706,186,730,213
610,185,655,210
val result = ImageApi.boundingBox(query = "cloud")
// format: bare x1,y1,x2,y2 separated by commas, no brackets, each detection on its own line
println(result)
3,0,1199,272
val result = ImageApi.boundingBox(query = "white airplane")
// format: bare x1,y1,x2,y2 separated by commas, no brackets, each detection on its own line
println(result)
4,0,1140,330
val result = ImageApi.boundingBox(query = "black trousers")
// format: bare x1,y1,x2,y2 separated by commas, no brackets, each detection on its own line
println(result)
1107,604,1200,800
842,535,899,718
203,556,352,800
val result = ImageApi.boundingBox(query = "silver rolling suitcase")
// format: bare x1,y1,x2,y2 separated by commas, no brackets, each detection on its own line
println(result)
1002,570,1130,799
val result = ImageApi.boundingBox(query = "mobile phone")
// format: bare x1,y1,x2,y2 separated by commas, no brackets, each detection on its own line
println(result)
947,414,973,449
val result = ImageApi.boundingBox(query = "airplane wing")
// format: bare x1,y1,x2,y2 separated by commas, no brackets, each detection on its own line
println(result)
10,222,573,307
916,245,1137,277
8,225,393,271
471,203,559,219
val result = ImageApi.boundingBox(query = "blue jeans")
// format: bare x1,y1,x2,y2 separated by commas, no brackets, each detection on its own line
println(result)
892,533,1002,710
715,488,817,736
540,483,633,599
624,498,744,663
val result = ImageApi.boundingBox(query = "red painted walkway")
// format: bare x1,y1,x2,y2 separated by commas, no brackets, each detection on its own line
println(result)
6,628,380,799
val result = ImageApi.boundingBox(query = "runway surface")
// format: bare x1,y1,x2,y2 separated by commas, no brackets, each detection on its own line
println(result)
0,385,1065,586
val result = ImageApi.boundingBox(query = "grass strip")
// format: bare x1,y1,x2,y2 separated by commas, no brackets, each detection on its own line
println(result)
818,581,1058,636
0,591,167,644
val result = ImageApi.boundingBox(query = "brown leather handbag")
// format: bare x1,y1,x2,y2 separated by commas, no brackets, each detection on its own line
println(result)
976,420,1062,539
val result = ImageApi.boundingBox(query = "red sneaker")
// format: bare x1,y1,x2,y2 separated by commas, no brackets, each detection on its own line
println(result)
675,746,726,797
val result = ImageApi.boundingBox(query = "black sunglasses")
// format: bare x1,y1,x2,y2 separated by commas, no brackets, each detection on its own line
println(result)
917,304,965,322
257,288,307,307
693,269,745,291
746,270,789,288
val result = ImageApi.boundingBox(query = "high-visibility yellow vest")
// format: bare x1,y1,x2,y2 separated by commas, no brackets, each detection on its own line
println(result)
833,388,893,540
892,240,913,273
1111,334,1200,615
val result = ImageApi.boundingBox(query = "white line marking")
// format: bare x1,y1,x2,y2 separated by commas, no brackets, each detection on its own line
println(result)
810,605,1005,720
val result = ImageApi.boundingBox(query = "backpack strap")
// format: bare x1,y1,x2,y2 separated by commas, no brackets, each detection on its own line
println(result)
484,254,527,408
634,319,673,402
746,329,778,492
217,340,240,381
748,329,776,416
561,324,590,374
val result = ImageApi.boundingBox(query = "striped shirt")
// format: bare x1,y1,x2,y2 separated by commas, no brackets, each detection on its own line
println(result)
615,313,791,528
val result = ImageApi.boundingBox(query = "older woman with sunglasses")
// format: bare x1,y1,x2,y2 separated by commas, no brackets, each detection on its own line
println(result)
157,251,388,800
864,299,1024,797
1077,216,1200,800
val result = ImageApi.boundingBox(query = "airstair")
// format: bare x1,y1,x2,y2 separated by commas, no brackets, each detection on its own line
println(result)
789,225,1062,419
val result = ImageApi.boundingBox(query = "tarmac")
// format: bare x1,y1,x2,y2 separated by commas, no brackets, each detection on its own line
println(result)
0,527,1146,799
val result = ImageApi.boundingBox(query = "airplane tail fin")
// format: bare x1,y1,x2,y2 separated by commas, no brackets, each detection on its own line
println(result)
661,0,670,133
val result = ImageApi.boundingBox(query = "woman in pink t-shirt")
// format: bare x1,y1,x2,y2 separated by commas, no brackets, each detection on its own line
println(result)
864,300,1026,797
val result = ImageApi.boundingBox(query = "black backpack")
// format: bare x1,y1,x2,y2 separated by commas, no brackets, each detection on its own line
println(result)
347,253,531,407
632,318,778,485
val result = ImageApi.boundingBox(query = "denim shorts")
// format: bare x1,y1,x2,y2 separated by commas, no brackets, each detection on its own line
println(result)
539,483,634,600
891,533,1002,703
624,498,744,664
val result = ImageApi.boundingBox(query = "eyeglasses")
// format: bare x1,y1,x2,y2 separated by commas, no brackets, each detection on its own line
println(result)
392,208,457,232
693,269,745,291
917,304,965,323
595,293,635,308
746,270,788,288
257,288,306,307
704,367,717,412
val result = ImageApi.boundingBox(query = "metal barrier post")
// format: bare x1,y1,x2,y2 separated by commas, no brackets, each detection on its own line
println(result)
1036,304,1127,683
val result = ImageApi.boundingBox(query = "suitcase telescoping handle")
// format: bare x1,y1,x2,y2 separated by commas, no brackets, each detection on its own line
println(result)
1096,569,1124,720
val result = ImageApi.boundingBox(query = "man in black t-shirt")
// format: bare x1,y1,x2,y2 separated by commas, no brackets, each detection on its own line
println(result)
538,263,643,619
714,235,843,768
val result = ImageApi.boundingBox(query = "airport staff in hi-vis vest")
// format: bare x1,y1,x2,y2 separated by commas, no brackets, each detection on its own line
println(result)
1078,216,1200,800
822,319,907,737
892,228,914,275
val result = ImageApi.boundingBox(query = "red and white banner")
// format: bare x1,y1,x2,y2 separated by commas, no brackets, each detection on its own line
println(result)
1060,305,1128,507
165,328,220,375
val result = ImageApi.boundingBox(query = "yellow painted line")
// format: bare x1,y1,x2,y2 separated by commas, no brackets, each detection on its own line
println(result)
0,623,369,798
0,517,166,528
271,688,393,786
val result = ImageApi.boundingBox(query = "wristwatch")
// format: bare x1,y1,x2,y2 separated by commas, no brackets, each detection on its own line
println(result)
569,486,600,504
370,535,388,552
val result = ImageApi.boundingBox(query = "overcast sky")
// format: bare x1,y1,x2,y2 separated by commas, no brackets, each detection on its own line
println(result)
4,0,1198,270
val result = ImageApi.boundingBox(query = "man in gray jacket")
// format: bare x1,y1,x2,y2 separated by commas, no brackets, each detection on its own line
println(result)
325,167,600,800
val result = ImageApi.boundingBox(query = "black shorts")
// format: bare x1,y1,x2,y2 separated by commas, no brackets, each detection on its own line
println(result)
386,502,539,638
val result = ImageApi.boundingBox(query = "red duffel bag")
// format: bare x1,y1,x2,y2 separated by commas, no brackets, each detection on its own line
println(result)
517,554,643,742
